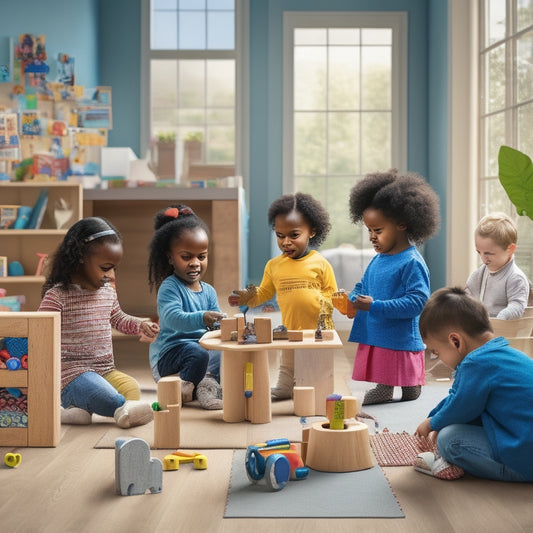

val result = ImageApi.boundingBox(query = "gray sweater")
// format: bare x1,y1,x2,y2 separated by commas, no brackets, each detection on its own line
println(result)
465,258,529,319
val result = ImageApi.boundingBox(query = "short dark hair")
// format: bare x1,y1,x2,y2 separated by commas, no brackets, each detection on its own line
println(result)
419,286,492,339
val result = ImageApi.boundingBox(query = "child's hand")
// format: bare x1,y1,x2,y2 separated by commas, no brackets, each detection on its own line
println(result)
353,294,373,311
332,290,357,318
228,285,257,307
414,418,432,439
139,321,160,343
204,311,226,328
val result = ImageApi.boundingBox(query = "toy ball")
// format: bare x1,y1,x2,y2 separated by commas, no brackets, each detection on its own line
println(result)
6,358,21,370
8,261,24,276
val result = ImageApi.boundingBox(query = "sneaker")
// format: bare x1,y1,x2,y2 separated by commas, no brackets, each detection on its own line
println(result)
181,380,195,404
414,451,464,480
196,376,223,410
61,406,92,425
114,400,154,429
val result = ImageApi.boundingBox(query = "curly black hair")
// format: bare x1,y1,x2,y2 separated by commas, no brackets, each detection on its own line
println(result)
148,204,210,291
41,217,121,296
349,169,440,245
267,192,331,248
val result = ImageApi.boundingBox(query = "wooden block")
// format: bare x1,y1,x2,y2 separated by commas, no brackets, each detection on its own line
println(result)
153,404,181,449
341,396,359,418
220,317,237,341
326,398,345,430
157,376,181,409
293,386,315,416
320,330,335,341
254,316,272,343
288,330,303,342
115,437,163,495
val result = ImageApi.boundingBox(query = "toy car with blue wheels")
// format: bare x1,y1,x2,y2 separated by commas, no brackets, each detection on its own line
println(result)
245,438,309,491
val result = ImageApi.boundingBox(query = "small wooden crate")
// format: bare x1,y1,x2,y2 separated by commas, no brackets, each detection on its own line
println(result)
0,312,61,447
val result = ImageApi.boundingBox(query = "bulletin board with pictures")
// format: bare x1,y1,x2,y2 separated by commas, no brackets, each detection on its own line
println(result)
0,33,112,180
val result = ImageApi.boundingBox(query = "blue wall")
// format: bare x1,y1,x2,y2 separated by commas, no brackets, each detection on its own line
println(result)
98,0,142,157
426,0,448,291
0,0,98,87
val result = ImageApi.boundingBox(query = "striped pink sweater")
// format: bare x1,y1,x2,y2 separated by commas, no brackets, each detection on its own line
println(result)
39,284,142,389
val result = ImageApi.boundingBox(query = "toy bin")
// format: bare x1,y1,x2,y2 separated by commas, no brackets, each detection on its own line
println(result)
0,312,60,447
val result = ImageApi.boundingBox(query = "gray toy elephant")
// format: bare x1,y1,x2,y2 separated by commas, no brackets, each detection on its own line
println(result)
115,437,163,496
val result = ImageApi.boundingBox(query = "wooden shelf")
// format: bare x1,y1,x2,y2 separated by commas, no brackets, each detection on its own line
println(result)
0,181,82,310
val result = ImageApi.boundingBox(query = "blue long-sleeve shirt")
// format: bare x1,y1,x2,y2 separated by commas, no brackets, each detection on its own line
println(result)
348,246,429,351
149,275,220,377
429,336,533,480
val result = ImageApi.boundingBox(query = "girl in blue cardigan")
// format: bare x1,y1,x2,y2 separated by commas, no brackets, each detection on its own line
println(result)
148,205,225,410
342,169,440,405
414,287,533,481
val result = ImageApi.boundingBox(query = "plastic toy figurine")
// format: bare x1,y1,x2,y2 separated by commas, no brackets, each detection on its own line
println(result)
163,451,208,471
245,438,309,491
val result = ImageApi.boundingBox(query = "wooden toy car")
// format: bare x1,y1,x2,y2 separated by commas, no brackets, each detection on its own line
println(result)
163,451,208,471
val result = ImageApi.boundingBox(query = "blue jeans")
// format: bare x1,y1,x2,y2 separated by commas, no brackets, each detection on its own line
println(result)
438,424,526,482
61,371,125,417
157,341,221,385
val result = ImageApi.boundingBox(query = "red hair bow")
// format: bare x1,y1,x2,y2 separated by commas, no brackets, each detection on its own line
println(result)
164,207,179,218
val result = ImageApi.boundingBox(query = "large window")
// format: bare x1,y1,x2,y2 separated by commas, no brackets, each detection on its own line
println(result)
149,0,241,177
283,13,407,249
479,0,533,277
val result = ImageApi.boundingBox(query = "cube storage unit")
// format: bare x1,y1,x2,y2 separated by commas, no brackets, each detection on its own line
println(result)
0,312,61,446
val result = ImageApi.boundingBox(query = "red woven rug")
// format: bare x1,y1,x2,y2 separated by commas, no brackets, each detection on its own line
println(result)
369,430,438,466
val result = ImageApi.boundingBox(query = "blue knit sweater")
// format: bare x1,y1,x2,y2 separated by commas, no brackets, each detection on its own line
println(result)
348,246,429,351
429,337,533,480
149,275,220,378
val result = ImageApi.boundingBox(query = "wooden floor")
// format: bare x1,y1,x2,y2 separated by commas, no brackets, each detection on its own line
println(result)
2,333,533,533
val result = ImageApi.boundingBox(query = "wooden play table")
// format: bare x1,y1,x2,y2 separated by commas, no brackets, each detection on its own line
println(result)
199,329,343,424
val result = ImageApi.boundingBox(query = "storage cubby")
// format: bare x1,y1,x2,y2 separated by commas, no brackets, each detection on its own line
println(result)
0,182,83,310
0,312,60,447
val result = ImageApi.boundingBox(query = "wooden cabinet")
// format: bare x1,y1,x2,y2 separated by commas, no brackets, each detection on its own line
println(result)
0,312,61,447
0,182,83,310
83,187,246,319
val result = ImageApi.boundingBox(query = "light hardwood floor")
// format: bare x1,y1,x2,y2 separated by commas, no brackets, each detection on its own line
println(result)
2,333,533,533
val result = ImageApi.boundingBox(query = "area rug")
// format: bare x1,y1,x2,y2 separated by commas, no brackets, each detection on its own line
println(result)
94,400,323,450
369,430,438,467
225,449,404,518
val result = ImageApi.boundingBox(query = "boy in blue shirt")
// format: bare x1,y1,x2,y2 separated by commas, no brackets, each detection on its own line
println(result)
414,286,533,481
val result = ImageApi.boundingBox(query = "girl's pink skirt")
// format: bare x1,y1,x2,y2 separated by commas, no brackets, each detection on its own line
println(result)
352,343,425,386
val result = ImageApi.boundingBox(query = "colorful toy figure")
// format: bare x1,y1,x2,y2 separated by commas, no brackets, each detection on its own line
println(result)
245,438,308,491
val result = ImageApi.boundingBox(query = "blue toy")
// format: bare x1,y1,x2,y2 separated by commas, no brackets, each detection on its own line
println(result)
245,438,309,491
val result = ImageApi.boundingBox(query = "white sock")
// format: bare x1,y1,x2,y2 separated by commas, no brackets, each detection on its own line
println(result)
114,400,153,429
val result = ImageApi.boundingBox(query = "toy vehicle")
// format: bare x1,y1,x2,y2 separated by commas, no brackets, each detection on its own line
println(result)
245,438,309,491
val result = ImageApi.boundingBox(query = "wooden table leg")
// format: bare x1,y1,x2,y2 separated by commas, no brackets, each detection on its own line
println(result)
221,350,247,422
247,349,271,424
294,348,335,416
221,349,271,423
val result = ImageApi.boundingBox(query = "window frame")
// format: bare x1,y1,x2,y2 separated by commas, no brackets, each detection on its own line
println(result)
282,11,408,194
140,0,249,183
